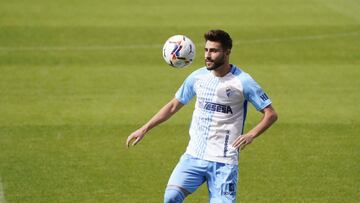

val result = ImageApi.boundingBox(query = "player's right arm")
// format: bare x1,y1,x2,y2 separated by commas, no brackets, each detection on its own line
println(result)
126,97,184,148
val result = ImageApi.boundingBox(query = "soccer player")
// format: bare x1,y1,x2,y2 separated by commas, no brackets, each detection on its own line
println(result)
126,29,278,203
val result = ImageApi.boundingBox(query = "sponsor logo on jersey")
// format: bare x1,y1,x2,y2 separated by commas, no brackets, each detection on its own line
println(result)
203,102,233,114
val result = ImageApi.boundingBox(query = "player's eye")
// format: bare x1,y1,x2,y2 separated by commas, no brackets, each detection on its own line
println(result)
205,48,221,53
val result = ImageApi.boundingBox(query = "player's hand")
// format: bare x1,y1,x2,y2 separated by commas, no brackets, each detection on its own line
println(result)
126,128,146,148
232,134,254,150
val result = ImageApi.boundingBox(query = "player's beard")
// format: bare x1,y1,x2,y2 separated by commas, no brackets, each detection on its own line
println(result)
205,54,225,71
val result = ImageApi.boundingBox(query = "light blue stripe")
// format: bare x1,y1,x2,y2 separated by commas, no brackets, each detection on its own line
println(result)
199,77,220,158
197,77,213,157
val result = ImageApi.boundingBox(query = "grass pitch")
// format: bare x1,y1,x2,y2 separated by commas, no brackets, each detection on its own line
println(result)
0,0,359,202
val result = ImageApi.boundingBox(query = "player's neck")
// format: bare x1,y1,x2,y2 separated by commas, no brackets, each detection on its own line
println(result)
212,63,231,77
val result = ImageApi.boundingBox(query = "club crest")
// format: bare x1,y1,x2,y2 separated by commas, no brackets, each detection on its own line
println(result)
226,88,234,98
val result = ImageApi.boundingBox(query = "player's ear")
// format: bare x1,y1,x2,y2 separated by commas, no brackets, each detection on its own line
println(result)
226,49,231,56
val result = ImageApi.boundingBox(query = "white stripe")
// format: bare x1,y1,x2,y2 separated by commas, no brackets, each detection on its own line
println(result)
235,31,360,45
0,44,161,52
316,0,360,22
0,178,6,203
0,31,358,52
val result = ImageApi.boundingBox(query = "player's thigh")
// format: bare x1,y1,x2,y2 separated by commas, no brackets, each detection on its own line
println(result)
207,163,238,203
167,154,207,194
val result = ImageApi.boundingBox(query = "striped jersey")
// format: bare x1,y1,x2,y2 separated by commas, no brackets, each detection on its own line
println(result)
175,65,272,165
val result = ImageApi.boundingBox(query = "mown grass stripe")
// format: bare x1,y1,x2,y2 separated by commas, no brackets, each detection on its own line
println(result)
0,178,6,203
0,31,358,52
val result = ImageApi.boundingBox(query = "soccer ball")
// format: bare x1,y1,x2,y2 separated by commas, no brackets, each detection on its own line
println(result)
162,35,196,68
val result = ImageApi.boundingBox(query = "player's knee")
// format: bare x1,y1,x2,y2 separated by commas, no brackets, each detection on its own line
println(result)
164,188,185,203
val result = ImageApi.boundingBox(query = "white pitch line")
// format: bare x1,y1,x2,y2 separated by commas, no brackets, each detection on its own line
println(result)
235,31,360,45
0,44,162,52
0,31,359,52
0,177,6,203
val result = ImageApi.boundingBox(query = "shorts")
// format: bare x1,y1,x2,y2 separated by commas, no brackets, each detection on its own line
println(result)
166,154,238,202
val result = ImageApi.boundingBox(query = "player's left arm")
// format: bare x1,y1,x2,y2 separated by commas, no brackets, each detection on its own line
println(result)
232,104,278,150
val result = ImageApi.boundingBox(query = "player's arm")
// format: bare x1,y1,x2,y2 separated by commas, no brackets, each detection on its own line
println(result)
232,105,278,150
126,97,184,148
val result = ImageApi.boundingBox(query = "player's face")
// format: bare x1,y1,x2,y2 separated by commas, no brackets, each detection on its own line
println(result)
204,41,228,71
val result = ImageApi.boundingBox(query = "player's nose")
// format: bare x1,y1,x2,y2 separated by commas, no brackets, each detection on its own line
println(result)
205,50,211,58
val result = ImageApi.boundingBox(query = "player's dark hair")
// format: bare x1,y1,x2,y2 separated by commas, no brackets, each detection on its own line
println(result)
204,29,233,50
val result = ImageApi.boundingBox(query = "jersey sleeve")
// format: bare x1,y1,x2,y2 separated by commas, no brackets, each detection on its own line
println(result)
175,73,197,105
242,73,272,111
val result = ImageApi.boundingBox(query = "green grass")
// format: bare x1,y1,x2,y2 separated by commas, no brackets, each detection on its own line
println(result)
0,0,359,202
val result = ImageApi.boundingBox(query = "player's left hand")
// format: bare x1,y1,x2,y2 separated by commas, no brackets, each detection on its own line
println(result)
232,134,255,150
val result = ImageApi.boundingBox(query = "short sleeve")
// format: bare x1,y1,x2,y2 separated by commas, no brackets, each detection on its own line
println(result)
242,74,272,111
175,74,197,105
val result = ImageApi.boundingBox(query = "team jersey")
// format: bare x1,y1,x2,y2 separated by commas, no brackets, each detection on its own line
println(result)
175,65,272,165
